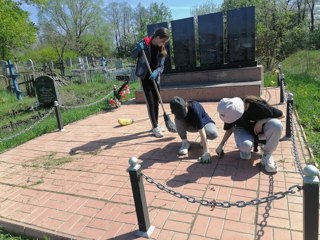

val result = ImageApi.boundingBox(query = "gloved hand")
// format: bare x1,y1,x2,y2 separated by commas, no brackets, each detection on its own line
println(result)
138,42,144,51
198,152,211,164
150,70,159,81
216,144,224,158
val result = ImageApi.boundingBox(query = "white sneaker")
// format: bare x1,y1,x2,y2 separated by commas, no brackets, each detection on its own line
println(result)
261,153,277,173
152,126,164,138
150,126,165,132
179,140,190,155
240,151,251,160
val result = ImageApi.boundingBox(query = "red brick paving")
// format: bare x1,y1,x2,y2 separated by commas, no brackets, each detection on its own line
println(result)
0,87,317,239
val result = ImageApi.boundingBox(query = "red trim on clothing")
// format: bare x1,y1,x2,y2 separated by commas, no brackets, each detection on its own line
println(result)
143,36,152,46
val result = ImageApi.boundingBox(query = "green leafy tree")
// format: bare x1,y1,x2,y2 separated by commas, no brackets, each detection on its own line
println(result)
38,0,107,62
190,0,220,16
81,24,114,57
104,2,131,56
148,3,172,24
105,2,171,57
222,0,293,69
221,0,253,11
0,0,39,59
133,3,149,41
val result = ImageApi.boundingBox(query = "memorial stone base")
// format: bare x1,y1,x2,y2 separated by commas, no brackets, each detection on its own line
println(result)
135,65,263,103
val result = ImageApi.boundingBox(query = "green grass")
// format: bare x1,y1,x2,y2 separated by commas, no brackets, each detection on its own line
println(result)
281,50,320,163
0,76,140,153
0,227,33,240
264,50,320,164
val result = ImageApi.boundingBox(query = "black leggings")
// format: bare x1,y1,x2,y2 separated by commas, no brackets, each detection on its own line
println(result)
141,78,160,129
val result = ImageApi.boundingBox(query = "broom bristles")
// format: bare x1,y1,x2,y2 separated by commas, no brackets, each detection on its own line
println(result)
164,113,177,133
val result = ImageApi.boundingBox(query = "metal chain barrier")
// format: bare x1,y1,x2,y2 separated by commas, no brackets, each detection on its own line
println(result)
0,107,55,143
60,90,114,109
141,173,302,208
288,102,305,177
256,175,274,239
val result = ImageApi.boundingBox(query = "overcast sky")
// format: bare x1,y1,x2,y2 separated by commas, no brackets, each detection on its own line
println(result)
22,0,223,24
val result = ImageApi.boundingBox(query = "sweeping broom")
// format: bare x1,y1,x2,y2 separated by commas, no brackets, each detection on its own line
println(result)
141,50,177,133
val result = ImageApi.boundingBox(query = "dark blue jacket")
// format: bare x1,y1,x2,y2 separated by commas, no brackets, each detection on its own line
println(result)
131,36,165,81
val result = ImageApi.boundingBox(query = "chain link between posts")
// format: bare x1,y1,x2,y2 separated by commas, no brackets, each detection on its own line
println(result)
1,88,116,143
60,90,114,109
141,173,303,208
0,107,55,143
288,102,305,177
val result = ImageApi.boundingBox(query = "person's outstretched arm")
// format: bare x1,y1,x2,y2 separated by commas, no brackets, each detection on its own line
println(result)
216,128,233,158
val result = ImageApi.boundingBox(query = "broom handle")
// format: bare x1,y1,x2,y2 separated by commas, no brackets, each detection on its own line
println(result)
141,50,166,113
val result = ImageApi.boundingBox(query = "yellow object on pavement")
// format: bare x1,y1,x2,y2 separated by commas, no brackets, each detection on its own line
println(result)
118,118,134,126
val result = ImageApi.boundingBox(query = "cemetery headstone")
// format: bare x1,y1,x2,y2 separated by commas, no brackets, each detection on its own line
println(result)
130,67,137,82
84,56,89,69
115,59,123,69
34,75,60,107
78,57,87,83
66,57,72,67
26,59,35,75
49,61,54,70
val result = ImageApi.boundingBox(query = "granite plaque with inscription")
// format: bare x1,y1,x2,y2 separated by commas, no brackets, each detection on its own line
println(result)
34,76,60,107
227,6,255,63
198,12,224,66
171,17,196,71
147,22,172,73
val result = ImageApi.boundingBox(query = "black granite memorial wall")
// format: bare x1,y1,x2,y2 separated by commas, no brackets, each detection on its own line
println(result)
171,17,196,71
227,6,255,63
147,6,256,73
198,12,224,67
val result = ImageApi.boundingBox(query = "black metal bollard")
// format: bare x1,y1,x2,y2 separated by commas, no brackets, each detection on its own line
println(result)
280,73,285,103
303,165,319,240
54,101,64,131
285,92,293,138
128,157,154,238
277,64,281,87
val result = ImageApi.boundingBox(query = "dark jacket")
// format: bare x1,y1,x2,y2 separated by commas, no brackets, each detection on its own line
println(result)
131,36,165,81
224,99,283,152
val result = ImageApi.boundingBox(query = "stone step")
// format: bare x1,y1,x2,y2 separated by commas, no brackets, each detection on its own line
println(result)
160,65,263,87
135,81,262,103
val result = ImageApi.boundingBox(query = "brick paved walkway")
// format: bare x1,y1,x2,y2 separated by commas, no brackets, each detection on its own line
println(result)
0,87,316,239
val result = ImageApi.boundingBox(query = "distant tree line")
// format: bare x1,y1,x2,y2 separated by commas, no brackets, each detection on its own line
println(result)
0,0,319,70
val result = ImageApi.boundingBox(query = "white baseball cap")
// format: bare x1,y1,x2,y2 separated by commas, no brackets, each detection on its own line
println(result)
217,97,244,123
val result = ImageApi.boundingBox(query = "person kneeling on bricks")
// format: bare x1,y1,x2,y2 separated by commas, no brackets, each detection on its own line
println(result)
216,96,283,173
170,96,218,163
